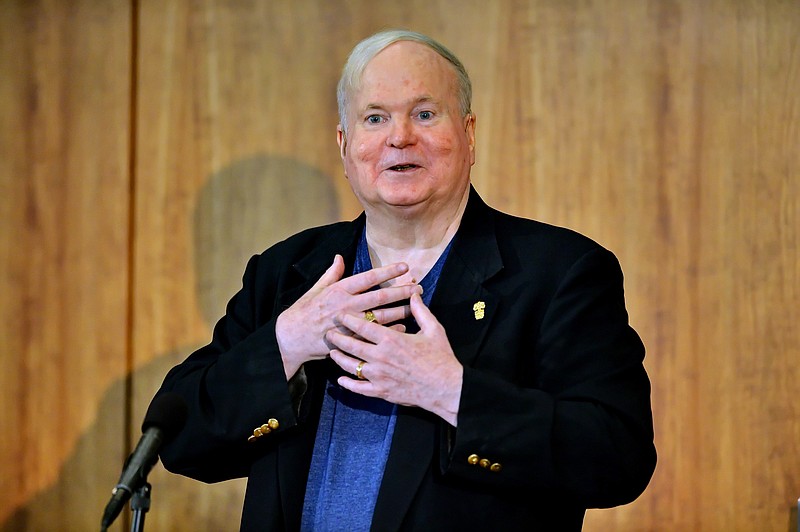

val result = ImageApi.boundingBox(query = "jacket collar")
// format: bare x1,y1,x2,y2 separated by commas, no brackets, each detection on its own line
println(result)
275,214,365,312
287,186,503,289
295,213,365,278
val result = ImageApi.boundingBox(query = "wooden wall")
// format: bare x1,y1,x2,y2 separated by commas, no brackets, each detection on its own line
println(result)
1,0,798,530
0,1,132,530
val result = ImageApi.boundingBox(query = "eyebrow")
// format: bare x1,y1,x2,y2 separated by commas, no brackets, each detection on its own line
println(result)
362,95,439,112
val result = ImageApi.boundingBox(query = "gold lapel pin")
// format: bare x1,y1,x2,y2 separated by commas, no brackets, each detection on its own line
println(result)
473,301,486,320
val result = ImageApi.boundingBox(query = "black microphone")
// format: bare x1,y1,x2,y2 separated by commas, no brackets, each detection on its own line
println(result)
100,392,188,531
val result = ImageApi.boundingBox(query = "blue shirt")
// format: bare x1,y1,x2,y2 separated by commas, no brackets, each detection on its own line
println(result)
300,229,452,531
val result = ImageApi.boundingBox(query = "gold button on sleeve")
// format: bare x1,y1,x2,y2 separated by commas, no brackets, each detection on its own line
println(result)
467,454,480,465
479,458,490,468
268,418,280,430
247,435,257,443
260,424,272,434
253,427,263,438
489,462,503,472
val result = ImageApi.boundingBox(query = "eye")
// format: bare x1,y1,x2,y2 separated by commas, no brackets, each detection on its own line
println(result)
418,110,433,121
366,114,385,125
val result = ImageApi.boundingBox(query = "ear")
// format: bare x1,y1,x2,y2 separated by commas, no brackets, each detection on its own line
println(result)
337,125,347,159
465,113,476,165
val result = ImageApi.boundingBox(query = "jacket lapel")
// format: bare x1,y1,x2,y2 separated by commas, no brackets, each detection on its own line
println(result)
274,217,363,530
276,216,365,310
372,187,504,529
431,186,503,372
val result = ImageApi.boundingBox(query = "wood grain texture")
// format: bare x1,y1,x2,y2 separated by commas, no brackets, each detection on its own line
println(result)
130,1,347,528
1,0,797,530
0,0,132,530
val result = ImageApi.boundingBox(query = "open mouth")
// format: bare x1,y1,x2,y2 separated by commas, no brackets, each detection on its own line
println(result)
388,164,419,171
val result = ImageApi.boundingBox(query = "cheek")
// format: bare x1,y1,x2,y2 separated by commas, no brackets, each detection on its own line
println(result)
425,133,461,163
354,142,372,161
343,141,377,181
352,134,383,163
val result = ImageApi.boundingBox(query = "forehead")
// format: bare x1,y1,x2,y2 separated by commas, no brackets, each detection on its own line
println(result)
353,41,458,108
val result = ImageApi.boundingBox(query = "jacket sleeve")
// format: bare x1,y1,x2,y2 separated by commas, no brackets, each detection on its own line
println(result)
154,253,300,483
442,247,656,508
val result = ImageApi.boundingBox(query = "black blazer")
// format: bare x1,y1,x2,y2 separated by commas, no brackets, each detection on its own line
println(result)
157,187,656,531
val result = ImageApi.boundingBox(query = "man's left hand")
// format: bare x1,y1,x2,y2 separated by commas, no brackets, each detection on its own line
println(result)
326,293,463,426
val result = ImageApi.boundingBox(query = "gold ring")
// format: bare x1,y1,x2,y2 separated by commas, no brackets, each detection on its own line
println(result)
356,360,366,380
364,310,377,322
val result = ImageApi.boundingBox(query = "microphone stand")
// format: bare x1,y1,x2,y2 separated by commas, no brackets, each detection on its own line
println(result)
129,482,152,532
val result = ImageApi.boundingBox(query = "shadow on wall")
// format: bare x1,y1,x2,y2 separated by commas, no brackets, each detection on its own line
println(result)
193,155,341,325
1,155,340,531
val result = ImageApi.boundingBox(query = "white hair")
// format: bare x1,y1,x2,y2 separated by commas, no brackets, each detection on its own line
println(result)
336,30,472,134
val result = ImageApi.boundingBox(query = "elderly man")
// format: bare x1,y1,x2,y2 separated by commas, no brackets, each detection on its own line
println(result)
156,30,656,531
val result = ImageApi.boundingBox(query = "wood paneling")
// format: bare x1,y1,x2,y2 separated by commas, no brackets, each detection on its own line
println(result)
0,0,132,530
1,0,798,530
129,1,348,527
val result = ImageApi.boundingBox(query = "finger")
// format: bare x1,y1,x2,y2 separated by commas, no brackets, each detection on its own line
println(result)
369,304,411,324
336,313,390,345
329,349,361,375
338,262,409,294
312,254,346,289
367,283,422,308
327,328,373,359
337,375,376,396
341,314,405,339
409,292,440,332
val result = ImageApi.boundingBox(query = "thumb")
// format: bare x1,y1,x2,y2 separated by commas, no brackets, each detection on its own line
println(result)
314,254,345,288
409,292,438,332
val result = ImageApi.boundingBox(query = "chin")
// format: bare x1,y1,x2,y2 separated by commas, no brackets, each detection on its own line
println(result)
380,189,431,208
369,182,423,204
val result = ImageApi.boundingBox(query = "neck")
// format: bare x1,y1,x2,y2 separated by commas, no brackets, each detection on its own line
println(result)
364,186,469,281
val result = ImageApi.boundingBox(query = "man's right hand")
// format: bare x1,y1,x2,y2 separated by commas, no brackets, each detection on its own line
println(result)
275,254,422,379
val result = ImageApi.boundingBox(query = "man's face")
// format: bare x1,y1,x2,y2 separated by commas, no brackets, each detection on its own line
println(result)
337,41,476,217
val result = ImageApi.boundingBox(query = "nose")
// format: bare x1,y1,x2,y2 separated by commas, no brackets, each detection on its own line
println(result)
386,117,416,148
